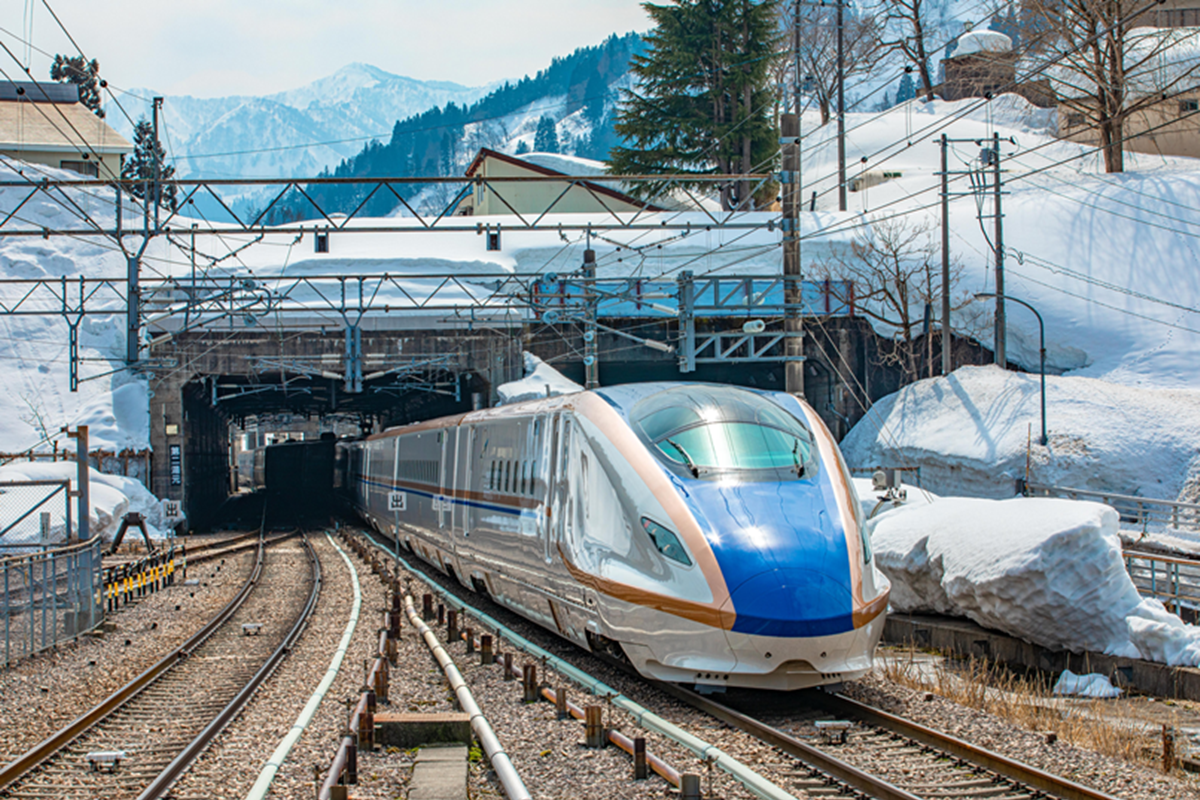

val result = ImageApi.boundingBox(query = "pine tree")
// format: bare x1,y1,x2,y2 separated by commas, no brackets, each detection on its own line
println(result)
515,140,531,155
610,0,780,211
121,118,176,210
49,55,103,117
533,115,559,153
895,73,916,104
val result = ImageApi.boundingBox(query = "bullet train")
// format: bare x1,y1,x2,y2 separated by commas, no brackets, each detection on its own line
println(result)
341,383,890,691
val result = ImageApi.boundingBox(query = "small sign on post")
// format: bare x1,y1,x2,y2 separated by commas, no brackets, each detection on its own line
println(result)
387,491,407,512
162,499,183,523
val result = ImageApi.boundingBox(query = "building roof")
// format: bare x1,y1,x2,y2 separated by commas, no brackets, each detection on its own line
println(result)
0,81,80,103
0,97,132,155
465,147,668,213
952,30,1013,58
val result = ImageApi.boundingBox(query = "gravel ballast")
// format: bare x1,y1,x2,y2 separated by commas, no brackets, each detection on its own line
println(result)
0,543,256,764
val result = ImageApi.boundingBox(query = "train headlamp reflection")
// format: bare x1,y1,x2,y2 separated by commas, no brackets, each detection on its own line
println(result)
641,517,693,566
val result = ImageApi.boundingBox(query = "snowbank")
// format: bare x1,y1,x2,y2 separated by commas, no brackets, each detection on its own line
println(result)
496,352,583,405
0,461,171,546
871,495,1200,666
842,365,1200,501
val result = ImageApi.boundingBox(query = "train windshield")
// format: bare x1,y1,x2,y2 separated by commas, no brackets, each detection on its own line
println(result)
632,386,818,479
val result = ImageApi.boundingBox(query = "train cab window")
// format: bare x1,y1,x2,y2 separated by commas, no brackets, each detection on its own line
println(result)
632,385,818,480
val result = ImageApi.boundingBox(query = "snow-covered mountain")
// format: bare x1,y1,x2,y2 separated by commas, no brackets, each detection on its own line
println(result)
109,63,490,186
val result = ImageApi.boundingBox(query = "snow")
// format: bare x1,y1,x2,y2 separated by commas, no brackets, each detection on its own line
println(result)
496,352,583,405
0,159,150,457
870,494,1200,666
841,365,1200,502
518,152,608,176
1053,670,1122,698
1045,27,1200,101
0,461,172,546
951,30,1013,57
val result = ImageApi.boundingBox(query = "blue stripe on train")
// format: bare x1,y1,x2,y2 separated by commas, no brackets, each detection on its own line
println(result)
357,477,534,518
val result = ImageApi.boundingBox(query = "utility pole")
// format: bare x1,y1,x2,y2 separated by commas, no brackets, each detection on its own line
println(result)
152,97,162,230
583,234,599,389
836,0,847,212
127,97,164,367
940,134,951,376
783,0,805,398
991,131,1005,367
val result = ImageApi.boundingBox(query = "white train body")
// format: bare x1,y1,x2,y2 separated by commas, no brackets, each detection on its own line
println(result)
344,383,889,691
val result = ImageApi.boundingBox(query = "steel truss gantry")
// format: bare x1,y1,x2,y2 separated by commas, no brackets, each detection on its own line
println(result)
0,171,854,396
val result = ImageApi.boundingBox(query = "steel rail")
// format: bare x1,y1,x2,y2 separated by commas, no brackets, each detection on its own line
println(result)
136,533,323,800
656,683,922,800
807,692,1125,800
0,529,275,793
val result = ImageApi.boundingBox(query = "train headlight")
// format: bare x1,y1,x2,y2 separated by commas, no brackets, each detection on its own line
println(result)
641,517,692,566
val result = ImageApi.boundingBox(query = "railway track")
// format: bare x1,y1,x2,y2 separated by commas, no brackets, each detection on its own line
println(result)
664,684,1125,800
0,531,320,800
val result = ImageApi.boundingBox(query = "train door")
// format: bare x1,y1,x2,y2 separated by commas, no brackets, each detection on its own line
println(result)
437,430,450,534
453,425,473,539
389,437,401,538
549,412,573,563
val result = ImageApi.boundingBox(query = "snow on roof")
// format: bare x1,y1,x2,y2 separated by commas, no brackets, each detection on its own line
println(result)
517,152,607,177
497,352,583,404
951,30,1013,58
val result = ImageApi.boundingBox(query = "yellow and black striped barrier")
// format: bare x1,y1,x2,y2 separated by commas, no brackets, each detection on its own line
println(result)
102,544,179,612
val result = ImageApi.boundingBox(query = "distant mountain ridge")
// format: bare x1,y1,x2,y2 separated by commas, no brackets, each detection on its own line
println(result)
269,32,646,222
110,63,491,183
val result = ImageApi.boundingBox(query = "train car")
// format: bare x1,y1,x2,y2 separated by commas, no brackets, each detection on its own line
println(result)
346,383,889,691
253,434,337,517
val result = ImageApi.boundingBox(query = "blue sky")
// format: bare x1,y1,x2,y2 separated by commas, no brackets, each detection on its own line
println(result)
0,0,651,97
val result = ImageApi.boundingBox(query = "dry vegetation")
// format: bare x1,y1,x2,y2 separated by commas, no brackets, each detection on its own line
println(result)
879,645,1168,769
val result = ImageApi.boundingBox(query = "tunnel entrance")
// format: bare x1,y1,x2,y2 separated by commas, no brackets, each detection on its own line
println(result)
149,324,522,530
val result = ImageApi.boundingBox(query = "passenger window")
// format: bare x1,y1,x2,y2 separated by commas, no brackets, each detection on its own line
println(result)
504,461,511,493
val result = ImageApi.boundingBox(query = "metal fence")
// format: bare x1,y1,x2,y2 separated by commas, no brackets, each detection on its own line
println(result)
2,536,103,666
1123,551,1200,618
1022,481,1200,534
0,480,72,551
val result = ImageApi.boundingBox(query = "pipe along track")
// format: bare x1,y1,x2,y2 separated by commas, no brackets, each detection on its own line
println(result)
0,529,321,800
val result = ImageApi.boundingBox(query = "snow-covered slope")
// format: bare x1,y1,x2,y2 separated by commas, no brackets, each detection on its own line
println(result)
841,365,1200,501
802,93,1200,388
111,63,488,193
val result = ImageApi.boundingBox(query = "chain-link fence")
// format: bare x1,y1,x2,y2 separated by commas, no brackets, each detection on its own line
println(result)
0,480,73,552
2,536,103,666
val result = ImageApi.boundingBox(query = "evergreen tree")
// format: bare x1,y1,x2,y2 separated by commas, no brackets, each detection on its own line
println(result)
49,55,103,117
895,73,916,104
121,118,176,210
610,0,780,211
515,140,531,155
534,115,559,153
